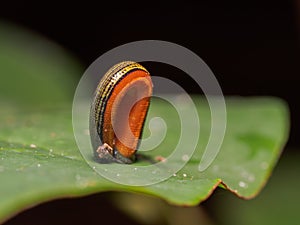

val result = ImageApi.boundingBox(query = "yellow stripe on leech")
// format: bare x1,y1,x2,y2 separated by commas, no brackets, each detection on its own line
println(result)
94,62,149,136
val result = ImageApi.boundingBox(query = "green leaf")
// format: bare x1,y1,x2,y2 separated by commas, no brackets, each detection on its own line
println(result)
0,97,289,222
0,22,83,105
0,21,290,223
209,152,300,225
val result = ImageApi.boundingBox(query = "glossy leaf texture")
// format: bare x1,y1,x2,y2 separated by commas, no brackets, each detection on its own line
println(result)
0,22,290,223
0,97,289,222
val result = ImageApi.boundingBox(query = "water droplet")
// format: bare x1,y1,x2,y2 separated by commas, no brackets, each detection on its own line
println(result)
183,173,187,177
65,155,76,160
240,170,255,182
104,168,108,172
182,154,189,162
260,162,268,170
37,163,41,167
173,173,177,177
49,149,53,153
248,174,255,182
30,144,36,148
92,166,96,169
134,167,137,171
116,173,120,177
239,181,248,188
212,165,219,172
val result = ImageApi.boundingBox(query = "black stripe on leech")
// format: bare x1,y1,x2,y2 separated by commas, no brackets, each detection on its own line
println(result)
94,62,137,141
94,61,136,125
97,67,146,144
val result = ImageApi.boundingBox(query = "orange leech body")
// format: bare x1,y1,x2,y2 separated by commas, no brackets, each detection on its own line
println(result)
90,61,153,163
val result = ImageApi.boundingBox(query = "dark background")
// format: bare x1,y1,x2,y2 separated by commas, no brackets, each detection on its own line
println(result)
1,1,299,224
1,1,299,147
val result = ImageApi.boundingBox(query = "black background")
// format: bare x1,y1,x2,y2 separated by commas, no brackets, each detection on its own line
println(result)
1,1,299,224
1,1,299,147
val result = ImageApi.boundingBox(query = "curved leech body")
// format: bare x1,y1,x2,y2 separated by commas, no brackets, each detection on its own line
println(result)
90,61,153,163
